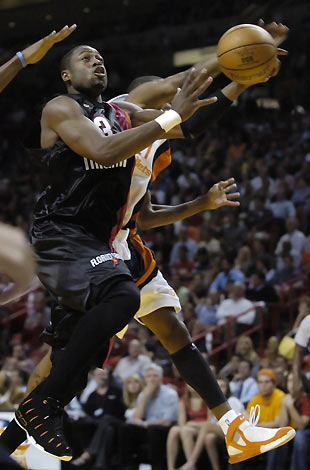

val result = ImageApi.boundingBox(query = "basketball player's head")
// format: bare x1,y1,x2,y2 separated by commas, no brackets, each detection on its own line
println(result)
60,45,108,97
127,75,161,93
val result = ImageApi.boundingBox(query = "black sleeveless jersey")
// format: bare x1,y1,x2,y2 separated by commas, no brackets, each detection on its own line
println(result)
33,93,135,244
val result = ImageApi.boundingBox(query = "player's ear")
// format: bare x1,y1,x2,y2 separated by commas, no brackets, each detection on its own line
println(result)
61,70,71,83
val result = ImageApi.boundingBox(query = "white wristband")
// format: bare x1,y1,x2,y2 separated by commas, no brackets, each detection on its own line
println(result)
154,109,182,133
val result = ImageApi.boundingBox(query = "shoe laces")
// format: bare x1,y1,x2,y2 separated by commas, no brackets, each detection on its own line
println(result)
249,404,260,426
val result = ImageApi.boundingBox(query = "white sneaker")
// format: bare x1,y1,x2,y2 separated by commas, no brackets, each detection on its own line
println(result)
225,406,295,464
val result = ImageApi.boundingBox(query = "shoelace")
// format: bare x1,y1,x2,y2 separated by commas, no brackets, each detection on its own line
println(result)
249,404,260,426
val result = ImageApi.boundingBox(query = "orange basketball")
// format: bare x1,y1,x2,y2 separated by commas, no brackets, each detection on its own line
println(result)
217,24,277,85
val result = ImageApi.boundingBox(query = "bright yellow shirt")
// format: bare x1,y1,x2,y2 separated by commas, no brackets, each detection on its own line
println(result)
247,388,285,423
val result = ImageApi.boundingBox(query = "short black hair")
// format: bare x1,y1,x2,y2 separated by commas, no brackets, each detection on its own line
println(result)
59,45,89,72
127,75,162,93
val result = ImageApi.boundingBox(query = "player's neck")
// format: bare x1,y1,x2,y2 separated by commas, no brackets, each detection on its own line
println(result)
67,84,103,102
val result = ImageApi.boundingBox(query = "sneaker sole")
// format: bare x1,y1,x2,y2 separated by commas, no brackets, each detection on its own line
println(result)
229,428,296,464
14,415,72,462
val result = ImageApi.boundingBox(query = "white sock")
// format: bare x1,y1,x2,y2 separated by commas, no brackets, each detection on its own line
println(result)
218,409,240,435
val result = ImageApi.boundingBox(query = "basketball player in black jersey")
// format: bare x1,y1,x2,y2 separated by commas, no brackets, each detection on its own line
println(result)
11,45,218,461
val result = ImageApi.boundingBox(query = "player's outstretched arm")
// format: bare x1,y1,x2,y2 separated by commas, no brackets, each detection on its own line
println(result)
0,25,76,93
137,178,240,230
126,54,220,110
0,223,35,304
43,68,216,166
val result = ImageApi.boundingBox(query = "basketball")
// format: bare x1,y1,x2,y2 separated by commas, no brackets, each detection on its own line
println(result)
217,24,277,85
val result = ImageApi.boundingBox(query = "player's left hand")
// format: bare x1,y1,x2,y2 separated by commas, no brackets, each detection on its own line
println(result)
22,24,77,65
204,178,240,210
258,19,289,42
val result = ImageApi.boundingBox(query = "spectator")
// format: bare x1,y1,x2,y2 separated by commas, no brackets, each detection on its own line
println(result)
276,218,307,257
123,374,144,422
166,384,207,470
209,258,245,293
247,271,279,303
219,354,242,382
234,246,253,277
118,363,179,470
171,245,195,276
292,176,310,209
180,378,245,470
261,336,280,369
247,369,286,470
269,186,296,220
230,359,259,407
194,289,219,328
217,282,256,326
272,254,301,288
279,372,310,470
71,367,125,469
235,335,259,367
113,339,151,384
169,225,198,266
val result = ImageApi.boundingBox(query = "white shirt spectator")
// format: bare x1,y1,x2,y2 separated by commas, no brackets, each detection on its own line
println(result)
269,200,296,219
275,230,307,257
217,298,256,325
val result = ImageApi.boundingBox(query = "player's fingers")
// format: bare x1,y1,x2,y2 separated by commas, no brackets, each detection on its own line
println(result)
277,48,288,56
226,201,240,206
197,96,218,108
54,24,76,43
227,192,240,199
222,178,235,187
225,184,237,193
190,73,213,99
258,19,265,27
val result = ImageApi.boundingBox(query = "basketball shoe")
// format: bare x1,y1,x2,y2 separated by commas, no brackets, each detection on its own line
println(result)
15,393,72,461
220,406,295,464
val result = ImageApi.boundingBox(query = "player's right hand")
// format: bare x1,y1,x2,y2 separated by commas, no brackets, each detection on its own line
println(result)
22,24,77,65
170,68,217,121
0,223,35,304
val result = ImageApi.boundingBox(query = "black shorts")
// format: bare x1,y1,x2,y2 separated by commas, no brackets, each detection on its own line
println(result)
32,220,132,313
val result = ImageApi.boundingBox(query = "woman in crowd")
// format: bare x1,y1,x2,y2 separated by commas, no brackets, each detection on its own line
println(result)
166,384,207,470
180,378,245,470
123,374,144,422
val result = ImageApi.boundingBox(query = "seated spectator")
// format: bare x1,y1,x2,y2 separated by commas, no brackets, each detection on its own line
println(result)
180,378,245,470
71,367,125,469
235,335,259,367
194,290,220,327
272,254,301,288
261,336,280,369
0,371,24,409
113,339,151,384
169,225,198,266
123,374,144,422
246,196,273,231
217,282,256,326
219,354,242,382
209,258,245,294
166,384,207,470
10,344,35,375
279,372,310,470
292,177,310,209
118,363,179,470
197,225,220,255
171,245,195,276
234,245,253,277
275,217,307,259
247,271,278,303
276,239,301,271
269,186,296,220
247,369,286,470
230,359,259,407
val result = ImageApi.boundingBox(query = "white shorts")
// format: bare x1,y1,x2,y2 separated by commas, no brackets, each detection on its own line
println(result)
134,270,181,321
116,271,181,338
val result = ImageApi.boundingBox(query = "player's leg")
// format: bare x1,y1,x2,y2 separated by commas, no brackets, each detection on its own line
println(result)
140,296,295,463
15,272,140,460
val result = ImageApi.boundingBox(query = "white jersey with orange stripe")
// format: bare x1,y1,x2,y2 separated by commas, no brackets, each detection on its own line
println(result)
109,94,170,259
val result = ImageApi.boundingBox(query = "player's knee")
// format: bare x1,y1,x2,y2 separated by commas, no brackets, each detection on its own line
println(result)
115,280,140,318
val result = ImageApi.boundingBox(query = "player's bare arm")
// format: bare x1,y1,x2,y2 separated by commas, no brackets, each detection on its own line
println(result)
42,68,216,166
126,54,219,109
137,178,240,230
0,223,35,304
26,349,52,394
0,25,76,93
292,344,305,399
